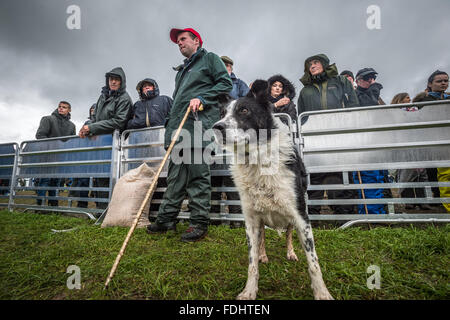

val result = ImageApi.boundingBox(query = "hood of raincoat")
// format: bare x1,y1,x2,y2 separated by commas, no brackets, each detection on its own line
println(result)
104,67,127,94
136,78,160,100
300,53,339,86
267,74,296,100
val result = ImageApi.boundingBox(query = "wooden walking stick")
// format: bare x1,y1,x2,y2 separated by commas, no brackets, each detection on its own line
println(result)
104,105,194,289
357,171,369,215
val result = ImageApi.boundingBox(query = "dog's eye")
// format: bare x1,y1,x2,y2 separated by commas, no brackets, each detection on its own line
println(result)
239,107,249,114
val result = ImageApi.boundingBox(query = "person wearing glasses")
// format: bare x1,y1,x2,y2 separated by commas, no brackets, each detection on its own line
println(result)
355,67,385,106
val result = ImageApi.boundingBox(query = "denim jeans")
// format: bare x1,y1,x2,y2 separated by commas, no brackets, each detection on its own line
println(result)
37,178,59,206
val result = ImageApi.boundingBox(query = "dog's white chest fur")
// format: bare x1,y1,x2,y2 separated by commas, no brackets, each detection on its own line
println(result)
229,128,299,229
232,164,297,229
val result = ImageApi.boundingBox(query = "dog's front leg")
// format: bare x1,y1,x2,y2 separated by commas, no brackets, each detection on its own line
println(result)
237,217,261,300
293,215,334,300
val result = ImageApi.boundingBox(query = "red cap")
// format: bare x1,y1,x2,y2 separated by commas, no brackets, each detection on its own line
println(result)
170,28,203,47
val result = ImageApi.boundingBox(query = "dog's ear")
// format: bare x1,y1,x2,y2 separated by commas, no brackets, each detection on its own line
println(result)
247,79,271,111
217,93,233,105
217,93,233,119
247,79,268,99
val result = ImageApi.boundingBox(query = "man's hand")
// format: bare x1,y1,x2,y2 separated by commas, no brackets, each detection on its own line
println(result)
189,98,203,112
78,125,90,138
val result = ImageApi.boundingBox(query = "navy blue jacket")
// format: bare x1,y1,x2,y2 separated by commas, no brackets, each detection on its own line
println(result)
127,78,173,129
229,73,249,99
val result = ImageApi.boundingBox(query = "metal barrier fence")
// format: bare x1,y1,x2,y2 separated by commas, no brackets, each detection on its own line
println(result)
7,132,120,219
299,100,450,227
0,143,18,209
2,105,449,227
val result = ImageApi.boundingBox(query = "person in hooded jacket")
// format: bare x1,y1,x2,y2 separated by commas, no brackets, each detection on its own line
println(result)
127,78,172,129
297,54,359,215
79,67,133,138
298,54,359,120
35,101,76,206
268,74,298,124
79,67,133,210
126,79,172,216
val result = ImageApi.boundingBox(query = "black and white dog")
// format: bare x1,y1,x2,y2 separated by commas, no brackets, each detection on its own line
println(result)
213,80,333,300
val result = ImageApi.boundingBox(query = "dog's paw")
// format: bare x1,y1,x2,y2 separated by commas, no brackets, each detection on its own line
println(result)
236,290,257,300
314,290,334,300
286,251,298,261
259,254,269,263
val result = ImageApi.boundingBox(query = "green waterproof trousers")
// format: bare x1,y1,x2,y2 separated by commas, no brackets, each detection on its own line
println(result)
156,149,211,228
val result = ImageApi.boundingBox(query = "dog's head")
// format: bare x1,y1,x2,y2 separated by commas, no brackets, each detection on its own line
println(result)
213,80,277,150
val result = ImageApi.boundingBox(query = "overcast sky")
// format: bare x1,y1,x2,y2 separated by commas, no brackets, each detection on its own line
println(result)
1,0,449,144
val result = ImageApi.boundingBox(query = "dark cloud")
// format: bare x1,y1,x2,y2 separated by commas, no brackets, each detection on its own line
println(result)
1,0,449,143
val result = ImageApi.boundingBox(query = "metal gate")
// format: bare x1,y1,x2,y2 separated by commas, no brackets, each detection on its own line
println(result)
8,132,120,219
0,143,19,210
299,100,450,226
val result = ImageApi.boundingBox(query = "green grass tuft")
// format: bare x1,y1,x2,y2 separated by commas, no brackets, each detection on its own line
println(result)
0,210,448,300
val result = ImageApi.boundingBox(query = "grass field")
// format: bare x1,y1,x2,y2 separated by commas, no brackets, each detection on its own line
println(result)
0,209,448,300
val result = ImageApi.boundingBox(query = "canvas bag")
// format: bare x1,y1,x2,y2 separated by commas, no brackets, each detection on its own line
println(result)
101,163,156,228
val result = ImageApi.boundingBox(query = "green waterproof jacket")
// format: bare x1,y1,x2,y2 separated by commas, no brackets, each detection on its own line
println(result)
88,67,133,135
165,48,232,149
297,54,359,115
36,109,76,139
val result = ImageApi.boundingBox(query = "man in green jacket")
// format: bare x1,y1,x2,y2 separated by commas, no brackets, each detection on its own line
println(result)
298,54,359,215
147,27,232,242
78,67,133,210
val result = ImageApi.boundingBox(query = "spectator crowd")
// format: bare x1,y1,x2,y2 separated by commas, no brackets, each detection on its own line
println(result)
8,27,449,240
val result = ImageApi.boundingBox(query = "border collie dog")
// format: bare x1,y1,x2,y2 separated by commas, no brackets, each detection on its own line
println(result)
213,80,333,300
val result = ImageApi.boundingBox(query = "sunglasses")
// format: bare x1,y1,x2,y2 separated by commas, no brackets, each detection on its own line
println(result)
361,74,377,81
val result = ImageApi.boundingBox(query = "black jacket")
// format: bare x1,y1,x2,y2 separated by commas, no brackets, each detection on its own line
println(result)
356,83,383,107
127,78,173,129
268,74,298,123
36,109,76,139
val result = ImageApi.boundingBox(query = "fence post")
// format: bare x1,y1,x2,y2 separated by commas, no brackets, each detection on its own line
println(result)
108,130,121,202
8,144,20,212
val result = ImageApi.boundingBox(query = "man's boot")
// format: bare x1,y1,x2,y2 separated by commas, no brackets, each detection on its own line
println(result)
146,221,177,234
180,225,208,242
